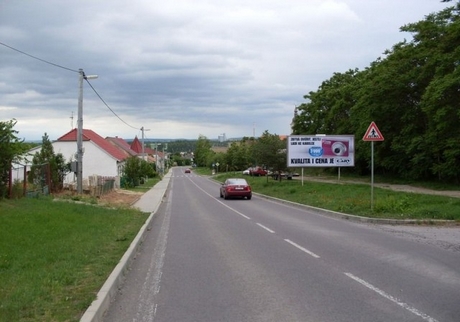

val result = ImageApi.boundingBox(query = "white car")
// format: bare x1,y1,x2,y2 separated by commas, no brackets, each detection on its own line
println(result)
242,168,251,175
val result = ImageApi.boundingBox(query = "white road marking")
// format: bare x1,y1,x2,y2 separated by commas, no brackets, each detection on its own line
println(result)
176,171,441,322
284,239,320,258
345,273,439,322
256,223,275,233
187,176,251,219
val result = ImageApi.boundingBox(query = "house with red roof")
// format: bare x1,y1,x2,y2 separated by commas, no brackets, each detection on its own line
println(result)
52,129,137,188
106,136,138,158
13,128,167,191
129,136,157,163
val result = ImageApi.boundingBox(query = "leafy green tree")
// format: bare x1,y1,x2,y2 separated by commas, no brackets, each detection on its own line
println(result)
140,159,156,179
252,131,287,180
122,156,156,187
28,133,69,193
212,152,226,173
0,119,27,199
122,157,141,187
292,69,362,136
354,5,460,181
194,135,213,167
411,6,460,181
225,141,252,171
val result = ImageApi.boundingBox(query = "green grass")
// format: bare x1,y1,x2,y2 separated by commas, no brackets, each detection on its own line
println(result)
126,176,160,193
0,197,148,322
214,172,460,222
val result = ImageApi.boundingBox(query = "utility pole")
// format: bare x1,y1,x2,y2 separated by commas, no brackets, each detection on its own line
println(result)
76,69,98,194
140,126,150,160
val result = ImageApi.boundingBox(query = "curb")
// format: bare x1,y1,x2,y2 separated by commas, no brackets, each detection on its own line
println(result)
255,193,454,225
79,174,171,322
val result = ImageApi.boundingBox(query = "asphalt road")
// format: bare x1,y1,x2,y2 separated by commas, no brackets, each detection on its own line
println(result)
103,167,460,322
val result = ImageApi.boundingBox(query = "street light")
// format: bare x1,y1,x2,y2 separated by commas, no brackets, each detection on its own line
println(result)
77,69,98,194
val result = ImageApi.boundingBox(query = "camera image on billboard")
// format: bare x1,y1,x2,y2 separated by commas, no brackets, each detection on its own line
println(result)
321,139,349,157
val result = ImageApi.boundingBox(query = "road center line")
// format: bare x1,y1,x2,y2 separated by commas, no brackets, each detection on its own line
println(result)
345,273,439,322
284,239,320,258
256,223,275,233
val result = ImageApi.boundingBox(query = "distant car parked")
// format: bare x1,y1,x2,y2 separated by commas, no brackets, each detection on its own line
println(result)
220,178,252,200
242,168,251,175
249,167,267,176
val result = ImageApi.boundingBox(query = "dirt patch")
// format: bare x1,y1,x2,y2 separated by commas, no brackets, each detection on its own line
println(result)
54,189,143,208
97,189,143,208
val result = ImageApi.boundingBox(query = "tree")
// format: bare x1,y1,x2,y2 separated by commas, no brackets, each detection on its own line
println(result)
194,135,213,167
252,131,287,180
410,6,460,181
292,69,363,136
225,140,252,171
28,133,69,193
0,119,27,199
122,156,156,188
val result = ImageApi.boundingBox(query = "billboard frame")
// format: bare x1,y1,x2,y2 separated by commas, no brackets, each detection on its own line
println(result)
287,134,355,168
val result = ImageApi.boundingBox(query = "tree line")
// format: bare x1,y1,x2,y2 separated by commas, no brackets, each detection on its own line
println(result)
194,132,287,176
291,4,460,183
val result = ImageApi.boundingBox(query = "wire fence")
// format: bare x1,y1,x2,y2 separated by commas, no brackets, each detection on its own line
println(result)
9,163,117,198
10,163,50,198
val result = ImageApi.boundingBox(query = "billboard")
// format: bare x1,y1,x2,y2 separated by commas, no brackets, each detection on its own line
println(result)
287,135,355,167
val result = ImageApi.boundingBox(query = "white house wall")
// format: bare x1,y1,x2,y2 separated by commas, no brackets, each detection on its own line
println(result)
53,141,120,184
11,137,125,192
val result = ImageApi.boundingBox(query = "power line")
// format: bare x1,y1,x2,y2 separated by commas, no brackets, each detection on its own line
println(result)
84,79,139,130
0,41,79,73
1,41,141,131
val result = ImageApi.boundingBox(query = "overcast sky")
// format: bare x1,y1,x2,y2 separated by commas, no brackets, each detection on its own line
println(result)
0,0,450,142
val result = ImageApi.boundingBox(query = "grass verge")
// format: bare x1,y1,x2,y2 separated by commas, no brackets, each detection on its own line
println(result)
214,172,460,222
126,176,160,193
0,196,148,322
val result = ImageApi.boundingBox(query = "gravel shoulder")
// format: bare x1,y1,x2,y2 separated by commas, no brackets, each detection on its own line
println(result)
298,176,460,253
373,224,460,253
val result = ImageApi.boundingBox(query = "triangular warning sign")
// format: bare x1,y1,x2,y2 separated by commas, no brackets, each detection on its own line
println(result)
363,121,384,141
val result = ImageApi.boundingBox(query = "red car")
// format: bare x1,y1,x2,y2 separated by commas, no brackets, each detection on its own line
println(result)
220,178,252,200
249,167,267,176
184,168,191,173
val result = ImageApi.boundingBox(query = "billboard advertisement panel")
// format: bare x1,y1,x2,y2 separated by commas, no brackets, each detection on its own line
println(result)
287,135,355,167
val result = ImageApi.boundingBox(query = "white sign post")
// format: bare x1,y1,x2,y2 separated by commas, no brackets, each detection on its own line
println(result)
362,121,384,211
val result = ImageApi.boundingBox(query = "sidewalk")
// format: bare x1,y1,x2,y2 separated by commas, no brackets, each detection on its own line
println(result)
132,170,172,212
80,171,172,322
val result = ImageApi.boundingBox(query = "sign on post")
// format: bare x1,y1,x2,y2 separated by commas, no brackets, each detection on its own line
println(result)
363,121,384,211
363,121,384,141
